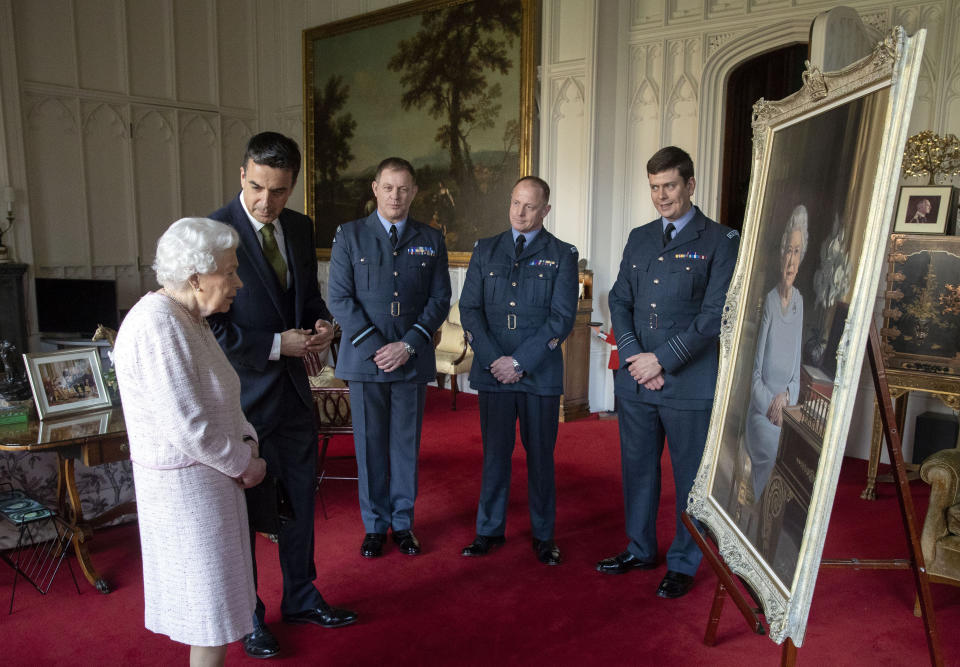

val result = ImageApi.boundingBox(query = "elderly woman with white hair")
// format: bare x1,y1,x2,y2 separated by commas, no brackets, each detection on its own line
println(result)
744,204,809,499
114,217,266,666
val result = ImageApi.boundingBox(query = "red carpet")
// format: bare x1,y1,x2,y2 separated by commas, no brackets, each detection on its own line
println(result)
1,388,957,665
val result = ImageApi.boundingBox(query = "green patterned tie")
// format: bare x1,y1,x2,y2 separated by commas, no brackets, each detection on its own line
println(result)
260,223,287,289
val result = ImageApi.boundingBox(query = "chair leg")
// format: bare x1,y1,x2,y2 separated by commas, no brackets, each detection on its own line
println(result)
436,373,446,389
451,374,459,410
316,435,331,520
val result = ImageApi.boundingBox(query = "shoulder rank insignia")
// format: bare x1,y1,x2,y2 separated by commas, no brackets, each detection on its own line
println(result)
727,229,739,238
529,259,557,267
474,240,479,248
465,330,473,343
548,337,559,350
408,246,436,256
570,246,578,254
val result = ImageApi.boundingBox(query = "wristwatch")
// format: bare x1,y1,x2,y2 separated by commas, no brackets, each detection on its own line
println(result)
403,342,417,358
511,358,524,377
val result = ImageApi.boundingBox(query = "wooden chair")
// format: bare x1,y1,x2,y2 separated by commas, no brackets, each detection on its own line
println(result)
434,301,473,410
303,339,355,518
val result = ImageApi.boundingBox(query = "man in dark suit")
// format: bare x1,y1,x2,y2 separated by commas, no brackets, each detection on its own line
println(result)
328,157,451,559
596,146,739,598
208,132,357,659
458,176,579,565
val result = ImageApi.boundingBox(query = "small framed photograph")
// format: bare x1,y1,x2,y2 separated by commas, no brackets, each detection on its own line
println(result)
38,409,112,443
23,347,111,419
892,185,955,234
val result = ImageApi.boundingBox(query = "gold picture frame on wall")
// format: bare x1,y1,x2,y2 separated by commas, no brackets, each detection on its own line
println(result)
687,27,925,647
303,0,536,266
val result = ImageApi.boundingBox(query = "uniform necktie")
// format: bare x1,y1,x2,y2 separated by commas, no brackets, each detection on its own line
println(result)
260,223,287,289
390,224,399,248
663,222,675,247
515,234,525,257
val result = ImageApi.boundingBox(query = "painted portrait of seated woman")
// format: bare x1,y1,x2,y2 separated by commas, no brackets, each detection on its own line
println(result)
744,204,809,499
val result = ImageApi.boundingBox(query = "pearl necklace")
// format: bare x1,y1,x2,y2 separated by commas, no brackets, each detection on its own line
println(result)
159,289,209,331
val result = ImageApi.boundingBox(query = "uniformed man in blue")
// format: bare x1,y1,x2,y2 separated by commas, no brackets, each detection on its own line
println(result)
597,146,739,598
328,157,451,560
458,176,579,565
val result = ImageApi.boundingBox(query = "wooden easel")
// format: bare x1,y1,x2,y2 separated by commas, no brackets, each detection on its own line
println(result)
682,324,943,665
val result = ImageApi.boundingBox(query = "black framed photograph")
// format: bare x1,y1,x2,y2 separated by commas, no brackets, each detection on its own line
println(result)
892,185,955,234
303,0,536,265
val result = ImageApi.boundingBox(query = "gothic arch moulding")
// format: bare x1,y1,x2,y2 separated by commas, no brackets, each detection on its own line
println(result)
696,19,811,214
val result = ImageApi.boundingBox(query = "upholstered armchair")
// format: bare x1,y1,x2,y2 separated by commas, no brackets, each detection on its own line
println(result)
434,301,473,410
916,448,960,614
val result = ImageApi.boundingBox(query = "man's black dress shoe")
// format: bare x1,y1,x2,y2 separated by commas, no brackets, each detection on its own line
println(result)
392,529,421,555
282,601,358,628
596,550,657,574
361,532,386,558
242,623,279,659
532,538,561,565
656,570,695,598
461,534,505,556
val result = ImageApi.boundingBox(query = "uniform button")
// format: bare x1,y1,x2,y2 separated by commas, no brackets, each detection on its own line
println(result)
421,262,427,267
650,303,656,308
512,282,517,287
393,271,399,276
514,263,519,268
509,301,516,306
632,264,637,269
489,271,495,276
658,256,664,262
394,291,399,297
685,266,691,271
393,251,399,256
653,279,659,284
539,273,544,278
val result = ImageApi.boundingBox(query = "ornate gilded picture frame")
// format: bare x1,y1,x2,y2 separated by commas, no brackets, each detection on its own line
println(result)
303,0,536,265
687,27,925,647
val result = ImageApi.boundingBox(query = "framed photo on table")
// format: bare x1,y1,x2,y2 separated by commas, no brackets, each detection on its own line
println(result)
892,185,955,234
303,0,536,265
686,28,925,648
23,348,111,419
38,409,112,443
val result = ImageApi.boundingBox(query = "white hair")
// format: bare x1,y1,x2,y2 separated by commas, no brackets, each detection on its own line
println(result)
780,204,809,263
152,217,239,288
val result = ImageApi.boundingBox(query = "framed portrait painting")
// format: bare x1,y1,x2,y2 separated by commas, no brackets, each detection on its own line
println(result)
23,348,111,419
892,185,955,234
686,27,925,647
303,0,536,265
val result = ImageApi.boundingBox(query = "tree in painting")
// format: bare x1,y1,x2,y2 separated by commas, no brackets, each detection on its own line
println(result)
313,75,357,216
388,0,520,206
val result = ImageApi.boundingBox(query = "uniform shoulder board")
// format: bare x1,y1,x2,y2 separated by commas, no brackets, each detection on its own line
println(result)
473,240,479,248
727,229,739,239
570,246,578,254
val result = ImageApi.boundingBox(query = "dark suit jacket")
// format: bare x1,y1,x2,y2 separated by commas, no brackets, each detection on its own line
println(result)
207,196,331,436
459,228,579,396
609,206,739,409
328,212,451,383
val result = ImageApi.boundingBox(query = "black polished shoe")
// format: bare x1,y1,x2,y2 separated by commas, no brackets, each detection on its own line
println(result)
392,529,421,555
532,538,561,565
461,534,506,556
242,623,279,659
282,601,359,628
596,550,658,575
656,570,695,598
361,532,387,558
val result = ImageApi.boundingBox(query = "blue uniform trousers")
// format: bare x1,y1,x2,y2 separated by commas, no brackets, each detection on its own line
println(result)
251,378,322,618
350,380,426,533
476,390,560,541
617,398,709,576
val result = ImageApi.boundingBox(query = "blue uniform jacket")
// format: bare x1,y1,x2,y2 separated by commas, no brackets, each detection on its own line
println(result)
609,206,739,409
207,197,332,435
460,228,579,396
328,212,451,383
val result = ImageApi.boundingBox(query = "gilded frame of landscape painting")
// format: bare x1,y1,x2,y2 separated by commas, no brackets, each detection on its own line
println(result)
687,27,926,646
303,0,535,265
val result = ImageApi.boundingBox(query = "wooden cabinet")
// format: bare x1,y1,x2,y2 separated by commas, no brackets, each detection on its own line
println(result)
560,270,592,422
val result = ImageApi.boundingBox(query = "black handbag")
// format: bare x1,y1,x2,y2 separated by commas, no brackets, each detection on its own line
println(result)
244,473,295,535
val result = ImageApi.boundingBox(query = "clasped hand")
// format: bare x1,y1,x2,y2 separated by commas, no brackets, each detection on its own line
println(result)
279,319,335,358
490,356,521,384
626,352,664,390
238,456,267,488
373,341,410,373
